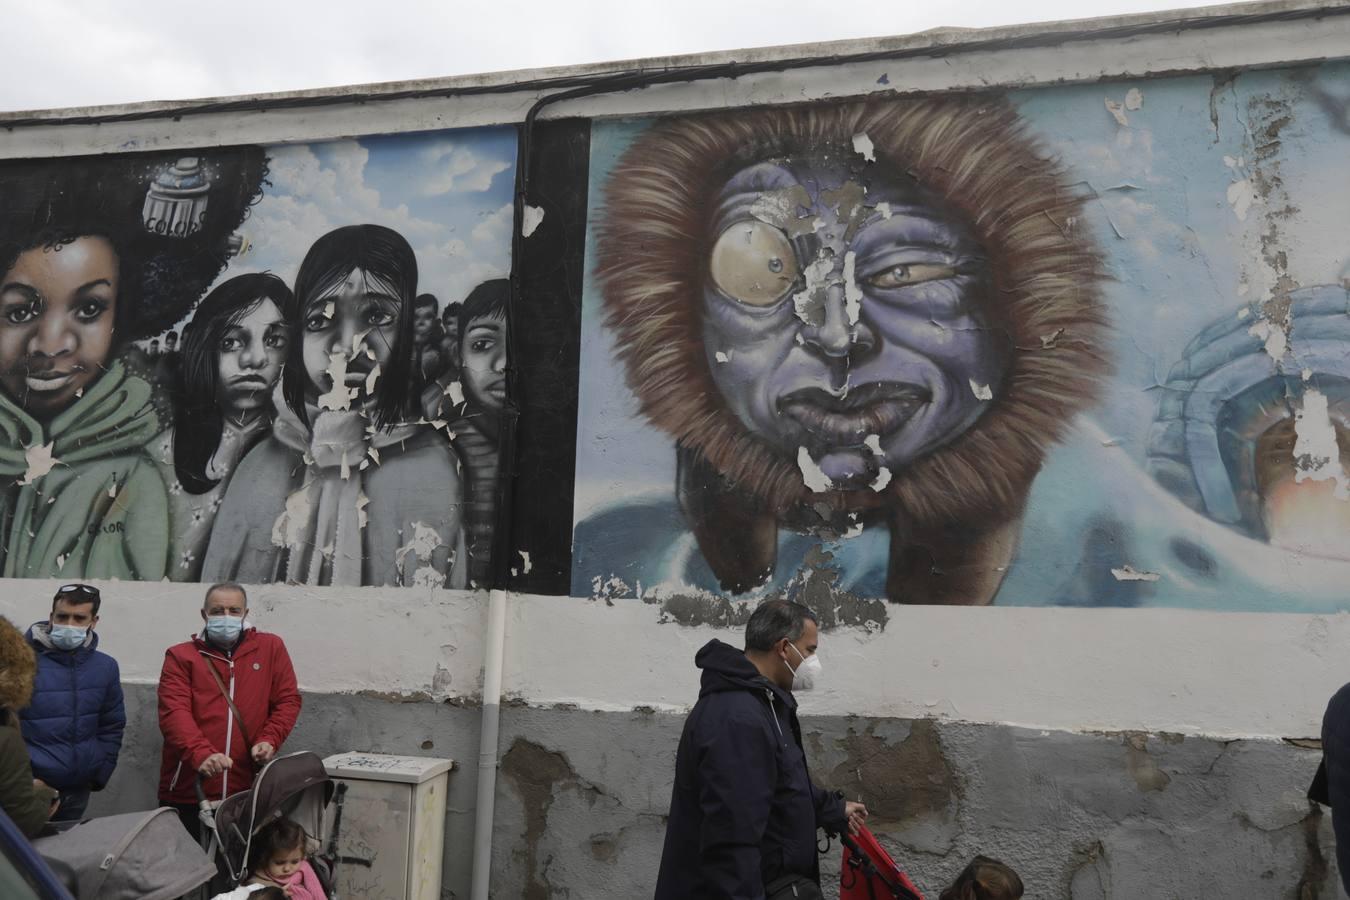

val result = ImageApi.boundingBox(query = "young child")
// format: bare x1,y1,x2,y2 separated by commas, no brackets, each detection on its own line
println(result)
247,818,327,900
939,855,1024,900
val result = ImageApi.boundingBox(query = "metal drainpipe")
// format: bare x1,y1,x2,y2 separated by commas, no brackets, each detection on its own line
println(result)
468,586,508,900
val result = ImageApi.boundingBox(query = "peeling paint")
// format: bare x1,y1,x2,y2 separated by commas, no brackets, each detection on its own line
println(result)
797,446,833,492
1105,98,1130,127
749,184,816,238
1125,87,1144,111
714,350,730,364
841,250,863,326
870,467,893,491
1111,565,1161,582
1247,318,1288,362
18,442,59,486
1291,389,1349,499
364,362,381,396
317,350,355,411
793,252,835,326
969,380,993,401
874,201,893,220
270,487,314,549
522,204,545,237
851,132,876,162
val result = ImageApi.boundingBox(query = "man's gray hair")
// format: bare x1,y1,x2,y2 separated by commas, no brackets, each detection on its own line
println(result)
204,582,248,607
745,600,818,651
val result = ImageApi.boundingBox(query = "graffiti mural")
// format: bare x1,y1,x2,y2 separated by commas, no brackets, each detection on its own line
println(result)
572,62,1350,611
0,128,516,587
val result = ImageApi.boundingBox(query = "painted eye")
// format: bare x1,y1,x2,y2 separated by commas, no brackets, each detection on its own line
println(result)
220,337,241,351
866,263,957,289
303,313,329,332
709,222,798,307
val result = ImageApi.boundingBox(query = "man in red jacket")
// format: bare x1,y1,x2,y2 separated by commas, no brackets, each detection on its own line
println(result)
157,581,301,841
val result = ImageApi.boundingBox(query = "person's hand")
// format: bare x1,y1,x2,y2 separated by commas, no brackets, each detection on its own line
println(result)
251,742,276,764
845,800,869,836
198,753,233,777
32,778,48,791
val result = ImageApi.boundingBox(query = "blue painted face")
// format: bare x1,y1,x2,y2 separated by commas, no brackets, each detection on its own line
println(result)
701,158,1011,487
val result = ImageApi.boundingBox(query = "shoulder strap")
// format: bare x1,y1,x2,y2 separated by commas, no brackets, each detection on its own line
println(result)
200,653,254,749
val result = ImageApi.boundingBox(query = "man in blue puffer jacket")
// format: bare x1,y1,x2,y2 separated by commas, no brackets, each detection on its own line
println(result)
21,583,125,831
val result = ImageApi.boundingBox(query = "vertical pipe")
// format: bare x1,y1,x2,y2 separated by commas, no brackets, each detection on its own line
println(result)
469,587,508,900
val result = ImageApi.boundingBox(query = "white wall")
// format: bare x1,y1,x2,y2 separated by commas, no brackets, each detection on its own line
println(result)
3,583,1345,740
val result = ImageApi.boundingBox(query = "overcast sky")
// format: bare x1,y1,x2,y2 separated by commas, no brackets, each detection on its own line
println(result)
1,0,1239,114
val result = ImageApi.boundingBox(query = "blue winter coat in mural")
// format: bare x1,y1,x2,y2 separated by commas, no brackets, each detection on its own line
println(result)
20,623,125,792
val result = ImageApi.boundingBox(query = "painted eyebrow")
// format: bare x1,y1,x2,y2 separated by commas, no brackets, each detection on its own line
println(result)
74,279,113,292
467,322,503,334
0,283,41,301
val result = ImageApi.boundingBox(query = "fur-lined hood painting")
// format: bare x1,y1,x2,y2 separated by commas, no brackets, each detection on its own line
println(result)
588,95,1108,605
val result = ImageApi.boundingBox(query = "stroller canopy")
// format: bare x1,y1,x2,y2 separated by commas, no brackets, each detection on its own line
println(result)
213,751,334,878
840,826,926,900
33,808,215,900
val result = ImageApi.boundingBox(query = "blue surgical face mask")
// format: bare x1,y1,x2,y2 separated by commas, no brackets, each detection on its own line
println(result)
49,625,88,651
204,615,243,646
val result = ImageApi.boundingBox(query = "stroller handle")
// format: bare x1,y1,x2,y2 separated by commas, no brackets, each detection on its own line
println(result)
194,771,210,809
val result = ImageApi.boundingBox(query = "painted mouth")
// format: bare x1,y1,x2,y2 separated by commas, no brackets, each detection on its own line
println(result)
230,375,270,388
778,381,930,444
25,371,79,392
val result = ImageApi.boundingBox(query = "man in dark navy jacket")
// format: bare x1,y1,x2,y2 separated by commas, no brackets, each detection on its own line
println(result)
22,583,125,831
1322,682,1350,893
655,600,868,899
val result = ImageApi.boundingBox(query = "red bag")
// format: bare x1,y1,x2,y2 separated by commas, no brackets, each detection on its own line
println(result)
839,825,926,900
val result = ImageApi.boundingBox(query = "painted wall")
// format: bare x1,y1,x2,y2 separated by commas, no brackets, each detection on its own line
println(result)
0,129,515,589
2,3,1350,897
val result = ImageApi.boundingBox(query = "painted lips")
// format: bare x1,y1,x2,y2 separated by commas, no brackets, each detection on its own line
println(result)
778,381,930,444
24,371,78,392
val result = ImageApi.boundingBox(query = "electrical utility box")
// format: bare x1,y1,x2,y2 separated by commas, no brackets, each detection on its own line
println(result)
323,752,455,900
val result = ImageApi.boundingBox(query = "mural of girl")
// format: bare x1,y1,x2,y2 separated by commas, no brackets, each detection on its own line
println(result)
202,224,467,587
0,153,266,580
153,273,297,580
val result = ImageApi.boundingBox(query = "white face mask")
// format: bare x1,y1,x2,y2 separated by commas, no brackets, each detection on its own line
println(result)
784,642,822,692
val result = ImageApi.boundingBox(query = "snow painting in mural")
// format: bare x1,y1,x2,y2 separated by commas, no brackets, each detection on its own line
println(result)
571,61,1350,611
0,128,514,588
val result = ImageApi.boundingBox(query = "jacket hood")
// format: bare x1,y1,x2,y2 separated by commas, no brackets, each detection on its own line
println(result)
27,621,99,657
0,361,161,477
695,639,793,707
0,617,34,711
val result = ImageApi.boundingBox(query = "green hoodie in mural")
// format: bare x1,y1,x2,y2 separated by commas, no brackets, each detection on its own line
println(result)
0,361,169,580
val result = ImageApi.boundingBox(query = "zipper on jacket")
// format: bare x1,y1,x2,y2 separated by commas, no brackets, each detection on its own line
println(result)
764,689,784,739
168,759,184,792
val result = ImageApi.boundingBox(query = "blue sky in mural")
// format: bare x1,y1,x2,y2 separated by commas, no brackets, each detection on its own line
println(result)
572,62,1350,610
214,127,517,312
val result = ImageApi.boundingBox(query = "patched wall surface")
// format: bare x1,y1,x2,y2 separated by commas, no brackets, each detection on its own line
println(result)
97,688,1333,899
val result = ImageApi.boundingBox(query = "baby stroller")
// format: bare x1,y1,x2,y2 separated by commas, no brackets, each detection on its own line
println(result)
196,751,339,896
839,825,926,900
33,808,217,900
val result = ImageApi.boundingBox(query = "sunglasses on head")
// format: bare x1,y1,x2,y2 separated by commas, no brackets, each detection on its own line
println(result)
56,584,99,599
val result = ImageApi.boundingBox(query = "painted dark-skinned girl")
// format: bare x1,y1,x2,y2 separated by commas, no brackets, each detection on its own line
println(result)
153,273,297,580
203,224,467,587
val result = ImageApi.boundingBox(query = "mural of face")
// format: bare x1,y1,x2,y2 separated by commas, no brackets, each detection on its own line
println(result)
461,312,506,415
414,304,437,343
216,297,288,418
302,268,400,404
0,236,119,420
701,160,1010,486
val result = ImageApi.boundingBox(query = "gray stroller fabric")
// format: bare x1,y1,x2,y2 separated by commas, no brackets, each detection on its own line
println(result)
33,807,217,900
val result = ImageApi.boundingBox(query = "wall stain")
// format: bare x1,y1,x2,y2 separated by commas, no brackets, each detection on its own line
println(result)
501,738,596,900
1123,732,1171,792
1296,803,1329,899
655,547,889,631
826,720,956,828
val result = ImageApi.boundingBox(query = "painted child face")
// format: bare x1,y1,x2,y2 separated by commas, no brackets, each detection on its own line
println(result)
0,236,118,420
301,268,400,404
264,845,304,881
460,312,506,415
413,305,437,341
701,159,1010,486
216,298,288,416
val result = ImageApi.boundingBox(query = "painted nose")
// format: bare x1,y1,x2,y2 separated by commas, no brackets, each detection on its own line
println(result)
28,314,76,359
800,283,876,360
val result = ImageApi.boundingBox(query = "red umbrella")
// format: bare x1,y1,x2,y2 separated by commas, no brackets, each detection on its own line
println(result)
839,825,926,900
